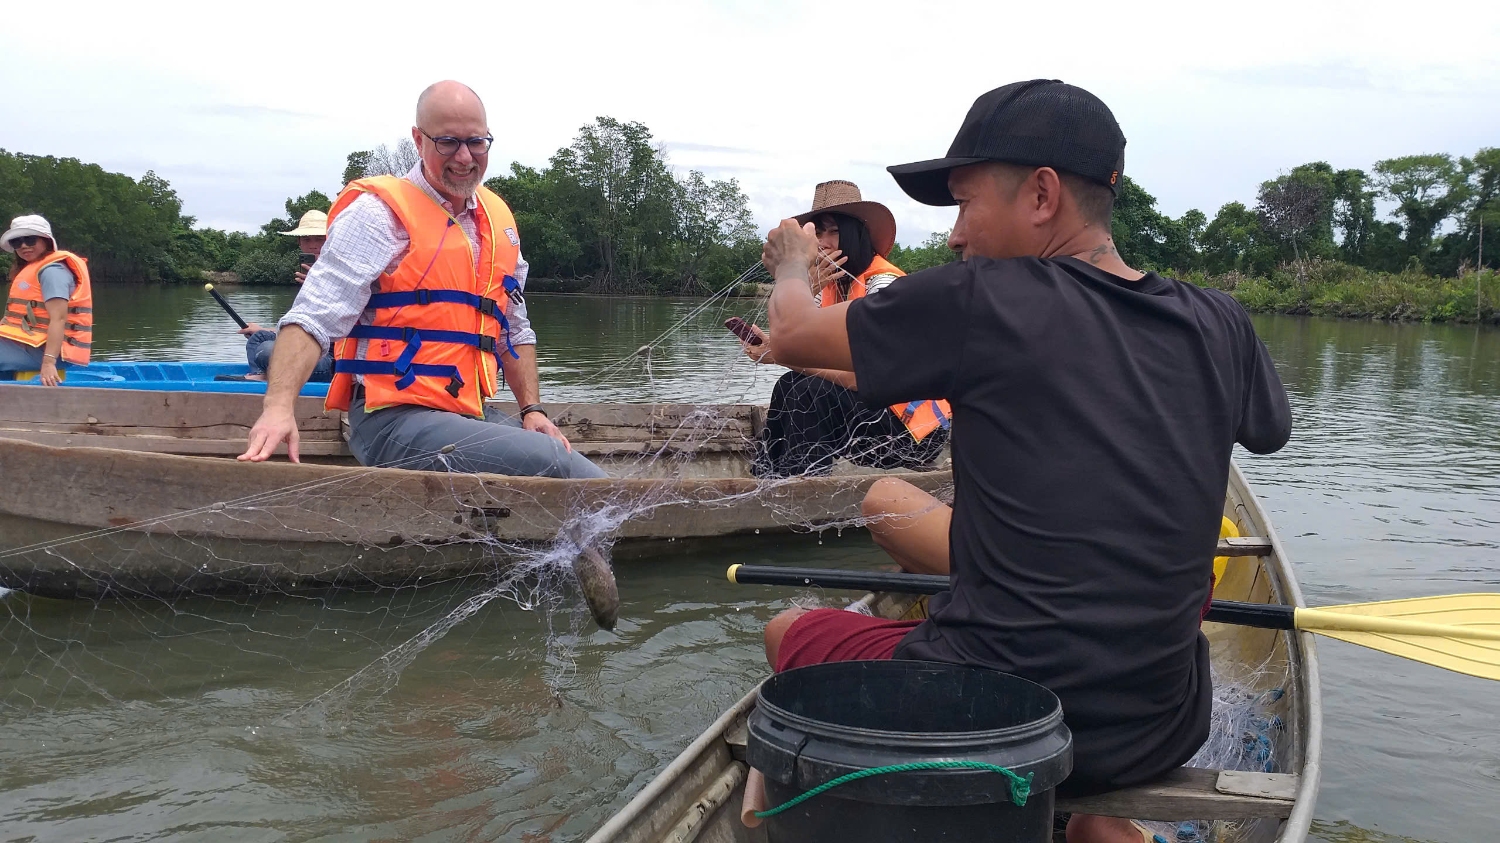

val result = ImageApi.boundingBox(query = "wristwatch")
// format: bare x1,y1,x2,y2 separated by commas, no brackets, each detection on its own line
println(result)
519,404,547,419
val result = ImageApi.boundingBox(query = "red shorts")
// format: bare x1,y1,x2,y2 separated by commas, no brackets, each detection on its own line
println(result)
774,608,924,673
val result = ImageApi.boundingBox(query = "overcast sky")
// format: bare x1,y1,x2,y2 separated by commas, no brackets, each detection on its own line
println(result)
4,0,1496,244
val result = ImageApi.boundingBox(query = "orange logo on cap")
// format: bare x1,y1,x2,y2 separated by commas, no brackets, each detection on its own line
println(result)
1110,171,1119,185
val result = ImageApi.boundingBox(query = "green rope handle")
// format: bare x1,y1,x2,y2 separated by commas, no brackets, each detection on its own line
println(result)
755,760,1033,818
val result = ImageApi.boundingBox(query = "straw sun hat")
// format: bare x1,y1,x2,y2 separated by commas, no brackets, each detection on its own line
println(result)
280,209,328,237
1,214,56,253
793,180,896,256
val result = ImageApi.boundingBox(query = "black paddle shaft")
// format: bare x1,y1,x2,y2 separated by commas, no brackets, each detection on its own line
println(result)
727,565,1297,630
206,287,249,329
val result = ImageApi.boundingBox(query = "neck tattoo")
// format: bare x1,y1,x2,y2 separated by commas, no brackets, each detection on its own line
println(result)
1085,243,1119,265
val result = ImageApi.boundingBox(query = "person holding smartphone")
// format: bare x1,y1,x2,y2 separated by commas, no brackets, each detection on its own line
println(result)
239,209,335,381
740,181,952,478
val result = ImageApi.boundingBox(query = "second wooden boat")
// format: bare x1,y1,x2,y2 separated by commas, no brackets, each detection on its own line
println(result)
0,385,951,599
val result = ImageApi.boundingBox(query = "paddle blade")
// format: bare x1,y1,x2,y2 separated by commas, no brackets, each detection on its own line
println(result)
1299,593,1500,681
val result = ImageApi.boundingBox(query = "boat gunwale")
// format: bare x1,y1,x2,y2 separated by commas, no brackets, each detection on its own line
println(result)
584,684,761,843
1229,462,1322,842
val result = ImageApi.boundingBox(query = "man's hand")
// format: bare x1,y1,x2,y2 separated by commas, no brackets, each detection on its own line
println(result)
239,405,301,463
742,324,778,366
523,411,572,452
238,322,264,336
763,219,819,281
236,324,322,464
811,249,848,296
294,263,312,284
39,357,60,387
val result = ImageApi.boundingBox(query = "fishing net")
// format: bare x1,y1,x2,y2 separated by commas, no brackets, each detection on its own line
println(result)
0,257,949,710
0,255,1287,839
1135,658,1291,843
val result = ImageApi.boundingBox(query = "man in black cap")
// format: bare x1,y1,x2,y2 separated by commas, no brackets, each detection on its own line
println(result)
759,80,1292,842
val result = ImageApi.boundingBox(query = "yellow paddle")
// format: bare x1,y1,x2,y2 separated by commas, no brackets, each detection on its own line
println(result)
725,565,1500,682
1288,593,1500,681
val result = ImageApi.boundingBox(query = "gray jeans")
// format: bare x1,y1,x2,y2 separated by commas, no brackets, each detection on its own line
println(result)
246,329,334,381
347,396,606,479
0,337,70,371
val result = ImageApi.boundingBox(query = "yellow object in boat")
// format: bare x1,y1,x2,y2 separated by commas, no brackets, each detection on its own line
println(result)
1214,516,1239,587
13,369,64,382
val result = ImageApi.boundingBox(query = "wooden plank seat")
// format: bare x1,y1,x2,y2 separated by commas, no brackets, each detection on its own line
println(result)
722,707,1296,821
1218,536,1273,556
1057,768,1296,820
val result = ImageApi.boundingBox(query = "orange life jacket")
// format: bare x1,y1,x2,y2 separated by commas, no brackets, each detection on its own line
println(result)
0,250,93,366
820,254,952,442
324,176,522,417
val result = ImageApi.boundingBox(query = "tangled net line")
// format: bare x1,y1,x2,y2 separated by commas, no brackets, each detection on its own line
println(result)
0,257,955,721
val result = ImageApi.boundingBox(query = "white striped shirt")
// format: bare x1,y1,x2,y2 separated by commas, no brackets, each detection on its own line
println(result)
278,163,535,350
811,272,899,307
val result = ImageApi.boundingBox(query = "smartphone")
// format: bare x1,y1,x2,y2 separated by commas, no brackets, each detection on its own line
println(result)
724,317,762,346
299,252,317,266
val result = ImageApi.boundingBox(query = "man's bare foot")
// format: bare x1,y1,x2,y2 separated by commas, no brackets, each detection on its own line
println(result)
245,373,266,381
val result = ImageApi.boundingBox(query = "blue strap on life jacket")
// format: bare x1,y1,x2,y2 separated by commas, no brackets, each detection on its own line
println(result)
332,359,466,396
362,279,522,361
346,325,501,355
901,400,952,430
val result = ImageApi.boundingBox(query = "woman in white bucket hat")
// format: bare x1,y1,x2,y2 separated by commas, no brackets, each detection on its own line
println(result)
1,214,93,385
237,209,334,381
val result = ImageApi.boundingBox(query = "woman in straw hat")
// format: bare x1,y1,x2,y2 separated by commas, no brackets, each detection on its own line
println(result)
1,214,92,385
239,209,334,381
743,181,951,477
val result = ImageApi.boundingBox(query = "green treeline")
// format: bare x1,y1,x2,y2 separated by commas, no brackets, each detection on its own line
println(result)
0,149,199,283
1109,153,1499,323
0,147,332,285
2,132,1496,322
886,151,1500,323
1105,151,1499,278
482,117,759,294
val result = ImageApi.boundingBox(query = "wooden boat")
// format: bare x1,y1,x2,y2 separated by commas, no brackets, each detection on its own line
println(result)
585,463,1322,843
0,384,951,598
0,360,330,396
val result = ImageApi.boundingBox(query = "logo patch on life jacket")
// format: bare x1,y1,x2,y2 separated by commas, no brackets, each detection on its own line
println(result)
503,227,519,246
16,281,29,292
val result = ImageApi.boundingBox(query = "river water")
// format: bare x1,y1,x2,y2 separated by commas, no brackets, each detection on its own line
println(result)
1,285,1496,842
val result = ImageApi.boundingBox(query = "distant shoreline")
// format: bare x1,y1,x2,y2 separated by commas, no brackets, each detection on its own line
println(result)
122,268,1500,325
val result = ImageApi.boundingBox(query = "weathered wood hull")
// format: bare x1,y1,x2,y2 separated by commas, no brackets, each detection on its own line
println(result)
585,464,1322,843
0,394,952,597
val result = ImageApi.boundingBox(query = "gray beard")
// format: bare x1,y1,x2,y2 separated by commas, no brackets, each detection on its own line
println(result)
439,170,483,199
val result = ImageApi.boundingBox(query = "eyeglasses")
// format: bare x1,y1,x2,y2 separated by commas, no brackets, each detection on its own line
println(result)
10,235,43,249
419,129,493,157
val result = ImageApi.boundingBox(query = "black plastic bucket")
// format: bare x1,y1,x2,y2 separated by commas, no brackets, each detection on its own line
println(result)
747,660,1072,842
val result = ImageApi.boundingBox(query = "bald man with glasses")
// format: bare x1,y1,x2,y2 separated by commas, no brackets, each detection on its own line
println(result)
239,80,605,480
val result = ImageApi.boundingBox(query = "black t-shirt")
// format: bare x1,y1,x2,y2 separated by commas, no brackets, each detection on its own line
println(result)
847,256,1291,796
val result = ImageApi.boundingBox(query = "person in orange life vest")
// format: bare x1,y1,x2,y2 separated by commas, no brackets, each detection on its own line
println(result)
238,209,335,382
740,181,950,477
237,81,604,479
0,214,92,386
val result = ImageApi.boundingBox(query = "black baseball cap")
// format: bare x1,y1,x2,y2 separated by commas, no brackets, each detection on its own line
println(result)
887,79,1126,206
